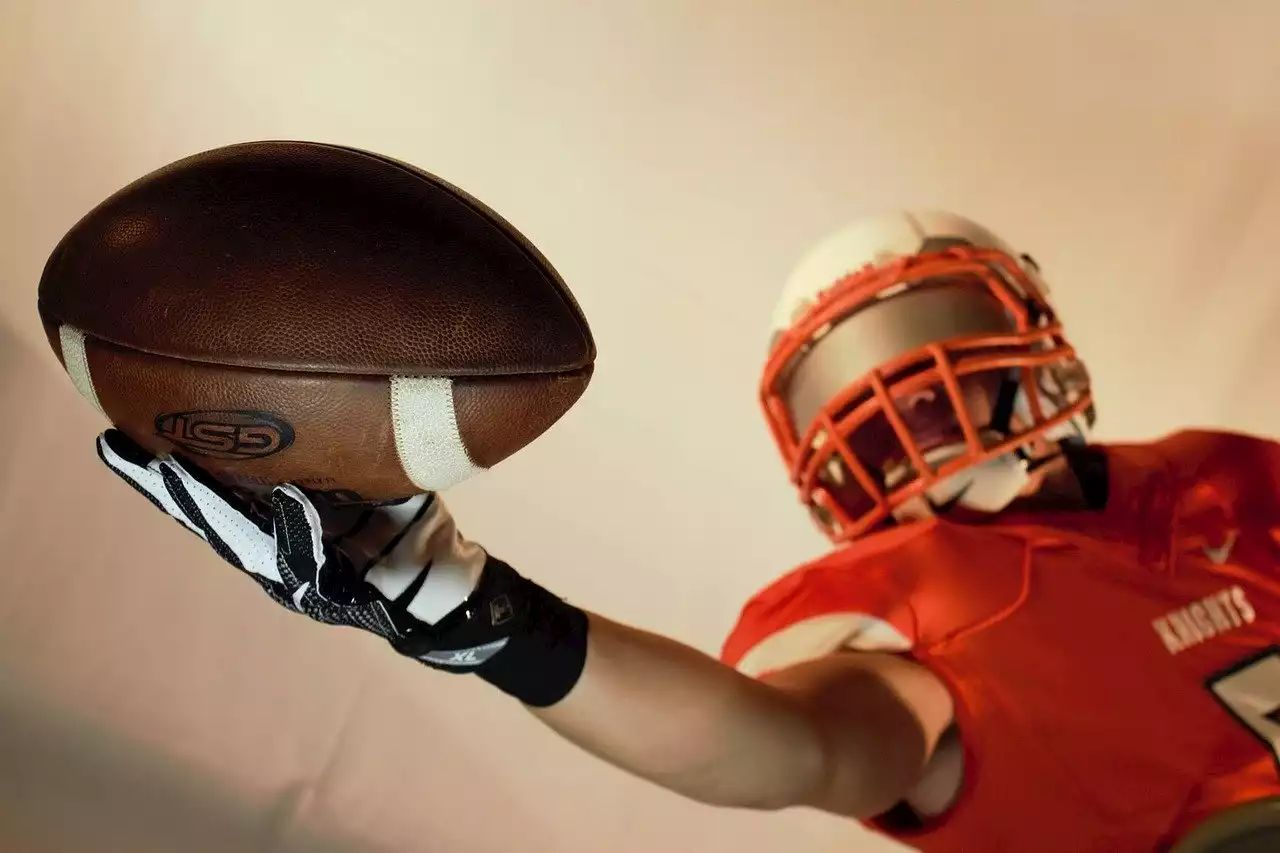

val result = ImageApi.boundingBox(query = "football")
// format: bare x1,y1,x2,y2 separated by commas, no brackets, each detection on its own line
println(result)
37,141,595,502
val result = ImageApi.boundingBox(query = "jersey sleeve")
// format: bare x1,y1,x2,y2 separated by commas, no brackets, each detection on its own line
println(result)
1145,430,1280,565
720,542,922,678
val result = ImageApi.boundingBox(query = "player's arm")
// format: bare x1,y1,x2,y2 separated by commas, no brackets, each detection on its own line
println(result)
96,430,949,819
533,616,953,817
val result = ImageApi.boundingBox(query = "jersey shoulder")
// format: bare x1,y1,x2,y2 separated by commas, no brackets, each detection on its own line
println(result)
1123,428,1279,484
1112,428,1280,523
720,520,998,676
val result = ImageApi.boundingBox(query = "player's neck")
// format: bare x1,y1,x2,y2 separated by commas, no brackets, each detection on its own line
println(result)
886,445,1108,528
933,450,1105,525
1004,447,1107,514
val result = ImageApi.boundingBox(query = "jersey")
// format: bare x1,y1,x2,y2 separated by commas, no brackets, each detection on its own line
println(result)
721,430,1280,853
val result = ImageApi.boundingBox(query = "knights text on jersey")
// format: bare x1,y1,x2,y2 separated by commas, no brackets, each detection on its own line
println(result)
721,430,1280,852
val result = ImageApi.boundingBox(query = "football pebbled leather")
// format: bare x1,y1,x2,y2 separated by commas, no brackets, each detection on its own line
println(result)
38,141,595,500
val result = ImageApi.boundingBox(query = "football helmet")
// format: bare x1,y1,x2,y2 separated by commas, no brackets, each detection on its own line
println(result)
761,211,1094,542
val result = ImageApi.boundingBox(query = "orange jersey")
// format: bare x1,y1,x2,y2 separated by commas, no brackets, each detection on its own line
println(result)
722,430,1280,852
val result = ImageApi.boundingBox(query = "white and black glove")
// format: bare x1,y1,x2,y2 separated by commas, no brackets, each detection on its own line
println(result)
96,429,588,705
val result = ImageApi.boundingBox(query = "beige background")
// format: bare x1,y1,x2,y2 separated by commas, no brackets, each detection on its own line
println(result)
1,2,1278,851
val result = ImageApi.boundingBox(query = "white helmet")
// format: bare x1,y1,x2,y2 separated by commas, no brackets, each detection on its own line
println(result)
761,211,1094,542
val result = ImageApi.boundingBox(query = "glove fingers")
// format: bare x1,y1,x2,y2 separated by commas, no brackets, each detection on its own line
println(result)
159,459,281,582
97,430,200,533
274,485,396,611
270,485,326,584
98,428,154,467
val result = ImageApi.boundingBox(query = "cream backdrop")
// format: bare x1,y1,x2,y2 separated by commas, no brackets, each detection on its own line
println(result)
1,2,1278,852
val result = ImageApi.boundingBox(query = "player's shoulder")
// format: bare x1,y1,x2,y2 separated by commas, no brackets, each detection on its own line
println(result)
1117,428,1278,473
1112,428,1280,509
720,519,994,675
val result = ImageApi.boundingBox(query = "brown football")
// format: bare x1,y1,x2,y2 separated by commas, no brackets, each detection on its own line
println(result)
37,141,594,501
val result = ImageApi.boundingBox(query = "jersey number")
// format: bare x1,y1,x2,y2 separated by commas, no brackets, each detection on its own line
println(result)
1207,646,1280,775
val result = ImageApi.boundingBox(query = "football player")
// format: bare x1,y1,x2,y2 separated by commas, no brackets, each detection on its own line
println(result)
99,211,1279,852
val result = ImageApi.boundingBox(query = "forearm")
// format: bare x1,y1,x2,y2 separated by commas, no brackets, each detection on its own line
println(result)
529,613,830,811
389,542,933,817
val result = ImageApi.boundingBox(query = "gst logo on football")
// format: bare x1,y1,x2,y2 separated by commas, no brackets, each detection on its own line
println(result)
154,410,295,460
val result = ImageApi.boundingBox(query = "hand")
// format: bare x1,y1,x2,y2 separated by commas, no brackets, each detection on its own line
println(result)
97,428,589,705
95,429,485,648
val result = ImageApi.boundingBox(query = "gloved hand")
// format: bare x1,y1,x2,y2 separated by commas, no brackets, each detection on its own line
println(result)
95,429,588,704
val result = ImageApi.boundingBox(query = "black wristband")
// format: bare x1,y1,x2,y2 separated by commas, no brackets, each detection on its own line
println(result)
475,575,590,707
392,556,589,708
